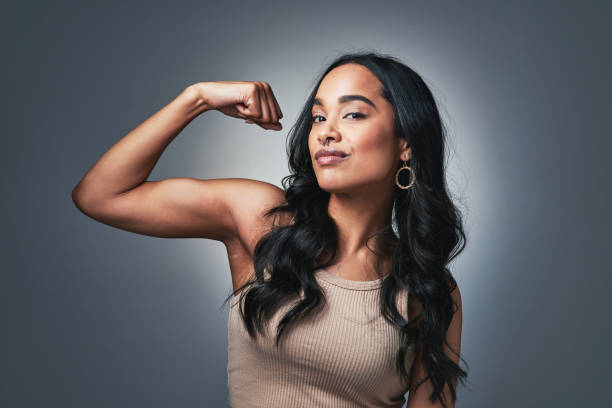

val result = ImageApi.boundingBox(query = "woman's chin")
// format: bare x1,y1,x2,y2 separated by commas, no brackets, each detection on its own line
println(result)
316,181,354,194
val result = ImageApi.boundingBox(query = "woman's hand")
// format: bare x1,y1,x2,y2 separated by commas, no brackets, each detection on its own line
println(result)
192,81,283,131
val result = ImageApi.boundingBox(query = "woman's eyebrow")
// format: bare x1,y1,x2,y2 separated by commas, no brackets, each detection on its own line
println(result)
313,94,378,111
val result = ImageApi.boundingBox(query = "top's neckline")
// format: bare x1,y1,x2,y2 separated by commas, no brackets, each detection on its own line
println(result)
315,268,389,290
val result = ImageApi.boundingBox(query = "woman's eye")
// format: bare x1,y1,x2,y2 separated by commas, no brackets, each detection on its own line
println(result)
311,112,365,123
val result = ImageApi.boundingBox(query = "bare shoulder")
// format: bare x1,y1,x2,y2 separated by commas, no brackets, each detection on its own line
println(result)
408,279,462,320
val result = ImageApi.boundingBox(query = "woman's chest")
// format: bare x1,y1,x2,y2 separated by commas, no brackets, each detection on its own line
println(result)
228,284,412,391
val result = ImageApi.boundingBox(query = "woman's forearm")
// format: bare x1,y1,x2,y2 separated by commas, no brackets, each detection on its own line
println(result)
71,83,210,206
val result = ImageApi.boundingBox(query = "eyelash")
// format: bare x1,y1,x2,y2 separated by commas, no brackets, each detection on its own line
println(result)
311,112,366,123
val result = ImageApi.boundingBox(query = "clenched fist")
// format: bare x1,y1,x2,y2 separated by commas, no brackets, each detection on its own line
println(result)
189,81,284,131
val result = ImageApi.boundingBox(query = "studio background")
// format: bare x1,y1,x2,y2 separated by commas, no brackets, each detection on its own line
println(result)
3,1,610,407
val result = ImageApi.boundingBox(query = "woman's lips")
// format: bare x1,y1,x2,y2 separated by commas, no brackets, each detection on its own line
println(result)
316,155,349,165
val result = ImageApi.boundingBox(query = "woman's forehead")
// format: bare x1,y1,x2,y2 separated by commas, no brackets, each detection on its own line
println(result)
317,63,382,98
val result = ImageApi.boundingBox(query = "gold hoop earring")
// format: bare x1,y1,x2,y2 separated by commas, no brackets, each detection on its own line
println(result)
395,160,415,189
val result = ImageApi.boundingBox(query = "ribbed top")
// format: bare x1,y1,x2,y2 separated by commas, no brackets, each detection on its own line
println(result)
227,268,414,407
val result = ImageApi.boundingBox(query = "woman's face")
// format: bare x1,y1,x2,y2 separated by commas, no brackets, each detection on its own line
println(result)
308,63,408,194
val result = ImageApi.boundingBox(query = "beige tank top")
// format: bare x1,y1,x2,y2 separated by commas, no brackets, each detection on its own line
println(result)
227,268,415,407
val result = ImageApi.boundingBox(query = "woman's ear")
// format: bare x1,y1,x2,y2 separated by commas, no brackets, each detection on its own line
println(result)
399,140,411,161
404,146,411,161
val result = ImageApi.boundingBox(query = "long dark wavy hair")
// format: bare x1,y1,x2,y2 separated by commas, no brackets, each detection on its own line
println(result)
222,51,469,407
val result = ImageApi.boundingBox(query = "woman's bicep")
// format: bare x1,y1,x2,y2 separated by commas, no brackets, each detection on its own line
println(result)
73,177,285,243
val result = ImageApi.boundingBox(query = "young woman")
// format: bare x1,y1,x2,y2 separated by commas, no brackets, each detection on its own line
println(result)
72,51,468,408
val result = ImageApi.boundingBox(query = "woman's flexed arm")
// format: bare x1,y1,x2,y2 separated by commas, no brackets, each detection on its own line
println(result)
71,82,285,243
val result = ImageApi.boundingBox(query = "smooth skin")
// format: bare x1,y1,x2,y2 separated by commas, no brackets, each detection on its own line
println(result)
71,69,461,407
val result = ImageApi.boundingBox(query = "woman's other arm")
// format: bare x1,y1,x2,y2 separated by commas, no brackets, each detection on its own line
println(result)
406,285,463,408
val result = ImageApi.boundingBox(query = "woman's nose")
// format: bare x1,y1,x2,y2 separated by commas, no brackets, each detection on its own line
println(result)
317,122,341,145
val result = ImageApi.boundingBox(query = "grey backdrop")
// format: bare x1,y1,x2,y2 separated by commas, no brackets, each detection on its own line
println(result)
4,1,611,407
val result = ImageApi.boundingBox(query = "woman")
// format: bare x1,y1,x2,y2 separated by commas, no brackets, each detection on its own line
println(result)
72,51,468,408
